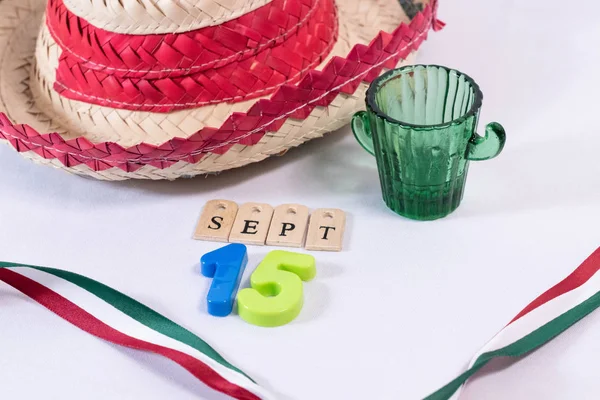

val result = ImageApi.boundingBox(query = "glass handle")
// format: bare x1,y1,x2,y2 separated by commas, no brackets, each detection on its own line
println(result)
351,111,375,156
467,122,506,161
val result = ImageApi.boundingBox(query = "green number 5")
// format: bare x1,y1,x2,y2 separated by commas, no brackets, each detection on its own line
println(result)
237,250,316,327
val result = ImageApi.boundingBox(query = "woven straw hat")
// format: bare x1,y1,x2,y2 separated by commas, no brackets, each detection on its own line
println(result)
0,0,442,180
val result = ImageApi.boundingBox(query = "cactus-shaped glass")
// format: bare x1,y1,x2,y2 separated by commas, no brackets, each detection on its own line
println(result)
352,65,505,220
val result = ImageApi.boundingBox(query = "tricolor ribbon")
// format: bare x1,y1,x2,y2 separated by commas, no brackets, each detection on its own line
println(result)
3,248,600,400
426,247,600,399
0,263,272,400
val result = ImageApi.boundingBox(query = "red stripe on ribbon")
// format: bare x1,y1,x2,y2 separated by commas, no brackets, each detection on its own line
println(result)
509,247,600,324
0,268,261,400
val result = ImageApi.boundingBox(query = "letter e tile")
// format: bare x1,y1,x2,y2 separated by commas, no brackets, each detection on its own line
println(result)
229,203,274,245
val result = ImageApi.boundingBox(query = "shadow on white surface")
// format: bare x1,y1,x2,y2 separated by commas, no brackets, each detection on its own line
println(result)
0,289,28,306
294,261,343,325
459,135,600,218
305,141,393,215
232,256,342,325
0,126,349,204
113,345,297,400
112,346,235,400
112,129,350,196
248,371,297,400
311,260,344,280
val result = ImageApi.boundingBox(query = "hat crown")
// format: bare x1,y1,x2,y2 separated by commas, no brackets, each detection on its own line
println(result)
62,0,274,34
47,0,339,113
0,0,436,180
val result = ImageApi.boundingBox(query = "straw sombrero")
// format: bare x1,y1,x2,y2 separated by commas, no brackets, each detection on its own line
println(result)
0,0,442,180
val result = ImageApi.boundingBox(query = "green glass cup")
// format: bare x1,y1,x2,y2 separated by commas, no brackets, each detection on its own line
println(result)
352,65,506,220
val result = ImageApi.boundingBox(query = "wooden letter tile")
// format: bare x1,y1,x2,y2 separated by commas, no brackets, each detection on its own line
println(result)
229,203,274,245
266,204,310,248
305,208,346,252
194,200,239,242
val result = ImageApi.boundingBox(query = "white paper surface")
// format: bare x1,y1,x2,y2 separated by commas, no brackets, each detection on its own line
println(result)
1,0,600,399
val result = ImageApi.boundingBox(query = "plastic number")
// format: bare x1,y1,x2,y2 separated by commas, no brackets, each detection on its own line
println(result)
237,250,316,327
201,244,248,317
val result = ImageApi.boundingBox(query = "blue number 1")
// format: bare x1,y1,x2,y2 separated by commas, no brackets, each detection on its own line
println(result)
200,244,248,317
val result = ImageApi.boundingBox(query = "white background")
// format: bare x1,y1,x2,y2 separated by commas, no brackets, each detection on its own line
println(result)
2,0,600,399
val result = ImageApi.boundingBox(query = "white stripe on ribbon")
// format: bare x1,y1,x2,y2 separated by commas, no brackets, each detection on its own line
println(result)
469,269,600,367
454,267,600,399
9,267,273,400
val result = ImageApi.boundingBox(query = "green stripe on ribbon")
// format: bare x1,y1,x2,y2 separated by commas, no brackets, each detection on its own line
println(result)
0,261,253,381
425,290,600,400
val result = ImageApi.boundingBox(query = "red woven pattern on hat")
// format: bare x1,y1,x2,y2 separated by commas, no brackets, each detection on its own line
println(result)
47,0,320,80
51,0,337,113
0,3,436,173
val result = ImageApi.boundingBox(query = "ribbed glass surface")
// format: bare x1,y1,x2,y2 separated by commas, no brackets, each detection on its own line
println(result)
352,65,508,220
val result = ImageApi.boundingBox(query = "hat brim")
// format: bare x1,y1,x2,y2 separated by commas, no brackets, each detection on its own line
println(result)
0,0,437,180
